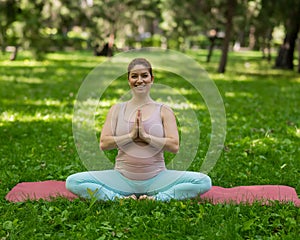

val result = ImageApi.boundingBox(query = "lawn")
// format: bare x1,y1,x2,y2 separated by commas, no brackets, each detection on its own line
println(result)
0,49,299,239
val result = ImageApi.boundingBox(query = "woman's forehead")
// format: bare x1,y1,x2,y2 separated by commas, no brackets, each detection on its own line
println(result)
129,64,150,73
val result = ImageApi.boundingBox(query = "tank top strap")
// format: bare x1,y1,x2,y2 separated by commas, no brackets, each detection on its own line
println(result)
155,102,164,117
114,102,126,135
118,102,126,118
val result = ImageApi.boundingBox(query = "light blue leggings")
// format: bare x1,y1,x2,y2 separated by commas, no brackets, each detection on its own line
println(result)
66,170,212,201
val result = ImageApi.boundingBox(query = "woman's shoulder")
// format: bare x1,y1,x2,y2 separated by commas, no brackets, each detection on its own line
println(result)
111,102,126,109
157,102,173,111
155,102,175,118
108,102,126,116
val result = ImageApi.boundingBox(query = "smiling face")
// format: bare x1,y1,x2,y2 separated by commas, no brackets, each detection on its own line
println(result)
127,58,154,94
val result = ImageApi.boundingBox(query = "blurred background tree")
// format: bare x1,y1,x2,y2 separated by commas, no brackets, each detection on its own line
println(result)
0,0,299,73
0,0,19,58
272,0,300,71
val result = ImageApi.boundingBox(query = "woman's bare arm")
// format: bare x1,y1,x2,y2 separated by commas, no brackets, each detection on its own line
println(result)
100,104,138,150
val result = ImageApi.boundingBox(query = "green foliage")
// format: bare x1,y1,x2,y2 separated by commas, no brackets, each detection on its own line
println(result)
0,50,299,239
0,199,299,239
140,34,162,48
2,0,299,61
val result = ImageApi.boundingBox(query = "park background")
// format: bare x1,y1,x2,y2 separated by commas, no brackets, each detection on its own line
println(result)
0,0,299,239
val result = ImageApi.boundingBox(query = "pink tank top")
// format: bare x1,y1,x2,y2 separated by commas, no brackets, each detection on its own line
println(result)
114,102,166,180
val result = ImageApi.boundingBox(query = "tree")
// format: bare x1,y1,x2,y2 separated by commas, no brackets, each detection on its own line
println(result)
159,0,207,50
0,0,19,55
196,0,248,72
217,0,237,73
273,0,300,70
83,0,164,55
253,0,277,62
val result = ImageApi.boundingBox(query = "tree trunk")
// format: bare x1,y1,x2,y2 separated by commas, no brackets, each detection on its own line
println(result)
248,26,256,50
298,38,300,73
107,32,114,57
275,30,299,69
266,40,271,62
218,0,236,73
10,45,18,61
266,28,272,62
274,15,300,70
206,38,216,63
262,34,272,62
0,27,7,54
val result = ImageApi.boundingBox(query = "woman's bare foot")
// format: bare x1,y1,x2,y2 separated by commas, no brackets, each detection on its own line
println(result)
122,194,137,200
138,195,155,200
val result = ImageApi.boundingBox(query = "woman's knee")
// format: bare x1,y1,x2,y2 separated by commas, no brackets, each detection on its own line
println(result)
65,174,77,192
206,175,212,188
65,172,86,192
201,174,212,193
190,172,212,193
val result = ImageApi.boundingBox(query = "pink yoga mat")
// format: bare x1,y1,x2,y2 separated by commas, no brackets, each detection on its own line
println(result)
5,181,300,206
200,185,300,206
5,181,78,202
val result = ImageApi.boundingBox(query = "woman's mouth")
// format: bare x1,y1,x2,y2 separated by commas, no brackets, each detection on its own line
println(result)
135,84,146,89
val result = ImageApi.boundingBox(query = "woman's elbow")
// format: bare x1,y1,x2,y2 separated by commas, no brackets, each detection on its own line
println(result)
99,141,105,151
99,139,109,151
100,137,115,151
169,141,179,154
173,145,179,154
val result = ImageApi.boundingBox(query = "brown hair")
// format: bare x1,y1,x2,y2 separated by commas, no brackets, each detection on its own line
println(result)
127,58,153,78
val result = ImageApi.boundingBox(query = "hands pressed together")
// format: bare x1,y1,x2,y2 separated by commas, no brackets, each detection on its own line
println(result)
129,109,151,144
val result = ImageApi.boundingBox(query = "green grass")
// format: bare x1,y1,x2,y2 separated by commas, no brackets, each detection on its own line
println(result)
0,49,299,239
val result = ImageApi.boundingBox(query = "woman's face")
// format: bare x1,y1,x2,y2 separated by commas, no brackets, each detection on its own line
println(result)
128,64,153,94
